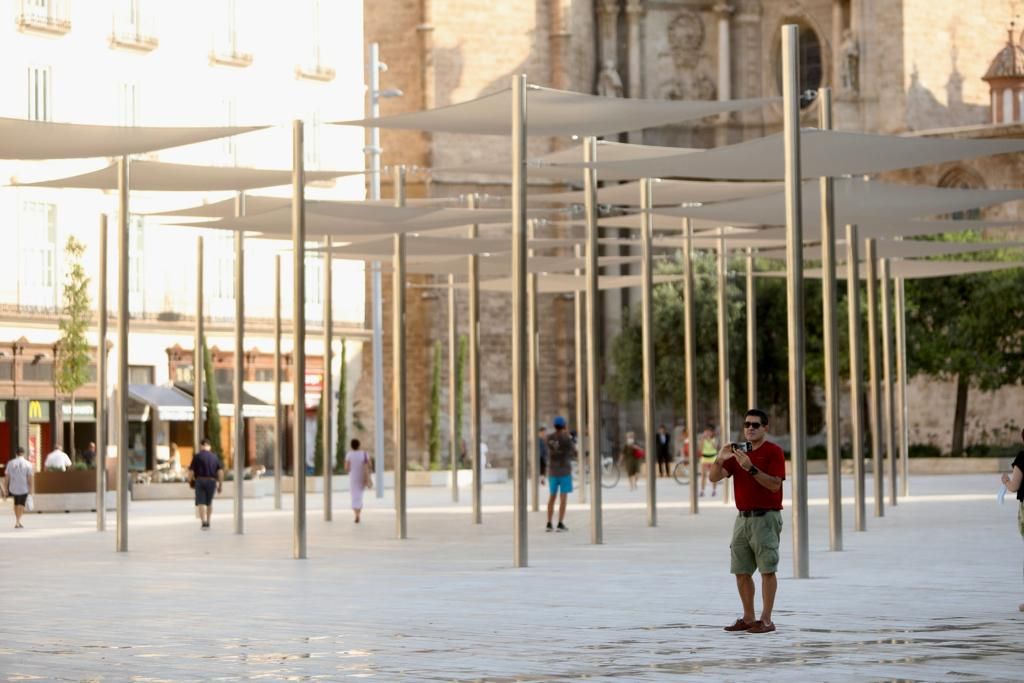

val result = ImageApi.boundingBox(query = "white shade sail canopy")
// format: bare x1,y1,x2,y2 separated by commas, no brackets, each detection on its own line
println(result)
144,195,457,218
758,239,1024,261
530,178,782,206
760,260,1023,279
652,178,1024,229
334,85,775,137
472,273,685,293
549,129,1024,181
13,160,360,191
0,117,265,160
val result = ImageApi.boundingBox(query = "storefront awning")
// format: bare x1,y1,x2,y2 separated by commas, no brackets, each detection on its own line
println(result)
174,384,275,419
128,384,197,422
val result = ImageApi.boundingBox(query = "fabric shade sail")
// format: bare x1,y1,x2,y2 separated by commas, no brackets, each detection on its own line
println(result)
0,117,265,160
530,178,782,206
144,195,457,219
549,129,1024,181
472,272,686,293
757,239,1024,261
759,260,1023,279
14,160,360,191
334,85,775,136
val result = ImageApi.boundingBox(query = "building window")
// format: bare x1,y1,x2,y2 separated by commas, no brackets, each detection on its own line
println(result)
296,0,335,82
19,201,57,309
210,0,252,67
129,216,145,314
304,113,321,169
304,251,323,322
17,0,71,35
129,365,154,384
173,363,194,384
214,367,232,386
939,168,984,221
222,97,238,165
121,82,140,126
111,0,158,51
254,368,274,382
209,233,235,318
775,22,823,107
0,360,13,381
27,66,52,121
23,359,54,382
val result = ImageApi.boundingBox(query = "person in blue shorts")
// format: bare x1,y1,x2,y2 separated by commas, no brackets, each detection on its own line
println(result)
545,415,575,532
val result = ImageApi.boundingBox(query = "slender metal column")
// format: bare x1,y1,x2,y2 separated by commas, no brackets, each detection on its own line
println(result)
845,225,866,531
717,231,732,505
115,156,129,553
895,277,910,497
527,220,539,513
273,255,282,510
782,25,809,578
865,238,884,518
448,273,459,503
467,195,482,523
393,166,408,540
640,179,657,527
194,237,204,463
369,43,387,497
291,120,307,559
511,75,529,564
323,236,333,520
818,88,842,552
233,194,246,535
683,218,699,515
583,136,603,544
745,247,757,409
573,243,586,504
96,214,108,531
880,258,897,507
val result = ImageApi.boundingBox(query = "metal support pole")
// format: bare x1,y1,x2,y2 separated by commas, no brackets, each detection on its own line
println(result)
683,218,699,515
818,88,842,552
640,179,656,527
96,214,108,531
291,120,307,559
895,278,910,497
583,136,603,544
782,24,809,578
323,235,333,520
393,166,408,540
745,247,757,409
194,237,204,465
573,243,586,504
368,43,387,497
233,194,246,535
448,272,459,503
115,156,129,553
880,258,897,507
717,231,732,505
467,195,482,523
865,238,884,518
527,220,539,513
511,75,529,564
273,255,282,510
845,225,866,531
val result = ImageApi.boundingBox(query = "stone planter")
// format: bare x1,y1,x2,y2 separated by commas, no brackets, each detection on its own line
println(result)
787,456,1010,476
35,469,115,494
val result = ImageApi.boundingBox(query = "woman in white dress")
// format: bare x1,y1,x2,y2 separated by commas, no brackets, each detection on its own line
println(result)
344,438,372,523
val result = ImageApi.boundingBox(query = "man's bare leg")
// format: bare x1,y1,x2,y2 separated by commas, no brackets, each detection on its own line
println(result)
14,504,24,527
546,495,556,525
735,574,756,623
197,504,209,525
558,493,567,524
760,572,777,624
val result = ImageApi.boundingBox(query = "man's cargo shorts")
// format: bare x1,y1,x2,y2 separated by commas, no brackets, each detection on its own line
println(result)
730,510,782,575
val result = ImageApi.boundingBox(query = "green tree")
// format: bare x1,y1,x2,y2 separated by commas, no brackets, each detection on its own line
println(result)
313,392,324,474
334,338,347,474
57,236,91,460
904,232,1024,454
454,334,467,466
202,338,223,457
428,341,442,468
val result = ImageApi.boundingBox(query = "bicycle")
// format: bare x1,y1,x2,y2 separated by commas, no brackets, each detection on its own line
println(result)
571,453,621,489
672,458,691,485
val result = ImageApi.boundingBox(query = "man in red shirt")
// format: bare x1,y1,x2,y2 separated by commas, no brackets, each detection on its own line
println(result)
709,408,786,634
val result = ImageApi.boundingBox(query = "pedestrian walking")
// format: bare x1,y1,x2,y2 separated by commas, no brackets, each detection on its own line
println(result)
1000,427,1024,612
44,444,72,471
709,409,786,634
81,442,96,469
187,438,223,530
344,438,373,523
700,425,719,497
622,431,643,491
544,416,574,532
3,447,33,529
656,424,672,477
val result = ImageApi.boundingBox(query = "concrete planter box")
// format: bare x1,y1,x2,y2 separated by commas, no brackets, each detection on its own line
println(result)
35,469,115,494
791,457,1010,476
407,468,509,487
33,490,116,513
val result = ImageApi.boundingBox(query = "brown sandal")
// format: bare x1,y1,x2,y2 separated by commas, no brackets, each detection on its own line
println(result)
723,618,754,632
747,620,776,634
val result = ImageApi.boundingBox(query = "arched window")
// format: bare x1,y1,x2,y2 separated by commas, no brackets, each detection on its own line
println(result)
938,168,985,221
774,22,824,108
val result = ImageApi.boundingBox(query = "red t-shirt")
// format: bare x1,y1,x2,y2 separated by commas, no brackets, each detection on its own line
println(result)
722,441,786,511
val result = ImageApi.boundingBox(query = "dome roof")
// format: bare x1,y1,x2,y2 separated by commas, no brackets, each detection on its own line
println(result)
983,29,1024,81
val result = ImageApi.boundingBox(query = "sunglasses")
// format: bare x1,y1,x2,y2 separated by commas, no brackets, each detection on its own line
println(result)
743,422,764,429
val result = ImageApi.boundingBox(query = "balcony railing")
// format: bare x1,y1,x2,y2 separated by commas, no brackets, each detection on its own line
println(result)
210,48,253,68
110,29,159,52
295,63,336,82
17,0,71,35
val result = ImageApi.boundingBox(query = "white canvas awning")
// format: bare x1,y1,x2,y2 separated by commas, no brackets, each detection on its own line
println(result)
549,129,1024,180
143,195,458,219
0,117,265,160
334,85,775,137
13,160,360,191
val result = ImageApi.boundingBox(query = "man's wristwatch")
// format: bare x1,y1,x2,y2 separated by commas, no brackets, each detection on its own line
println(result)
746,465,760,477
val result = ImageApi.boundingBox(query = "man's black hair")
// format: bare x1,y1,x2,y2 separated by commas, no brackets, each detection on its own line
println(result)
745,408,769,426
200,438,212,448
351,438,360,450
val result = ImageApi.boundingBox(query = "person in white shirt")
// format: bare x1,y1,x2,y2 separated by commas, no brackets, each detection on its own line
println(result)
44,446,72,472
3,447,34,528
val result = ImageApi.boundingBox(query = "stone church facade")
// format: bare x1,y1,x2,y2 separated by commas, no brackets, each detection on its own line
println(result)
361,1,1023,466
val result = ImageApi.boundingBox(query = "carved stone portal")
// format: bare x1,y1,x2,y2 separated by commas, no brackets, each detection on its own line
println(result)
657,10,718,102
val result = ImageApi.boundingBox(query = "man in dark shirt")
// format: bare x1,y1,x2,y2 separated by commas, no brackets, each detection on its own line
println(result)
544,416,575,532
81,442,96,469
655,424,672,477
188,438,224,530
1001,427,1024,612
709,408,786,634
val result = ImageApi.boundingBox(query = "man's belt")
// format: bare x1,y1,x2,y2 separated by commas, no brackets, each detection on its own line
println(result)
738,509,773,517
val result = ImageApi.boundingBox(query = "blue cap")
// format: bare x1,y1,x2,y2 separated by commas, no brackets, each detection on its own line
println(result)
553,416,567,428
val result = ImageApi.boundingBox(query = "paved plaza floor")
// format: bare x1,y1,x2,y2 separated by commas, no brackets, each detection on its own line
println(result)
0,471,1019,681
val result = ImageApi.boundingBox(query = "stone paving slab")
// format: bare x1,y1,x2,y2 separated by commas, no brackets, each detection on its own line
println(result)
0,473,1019,681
